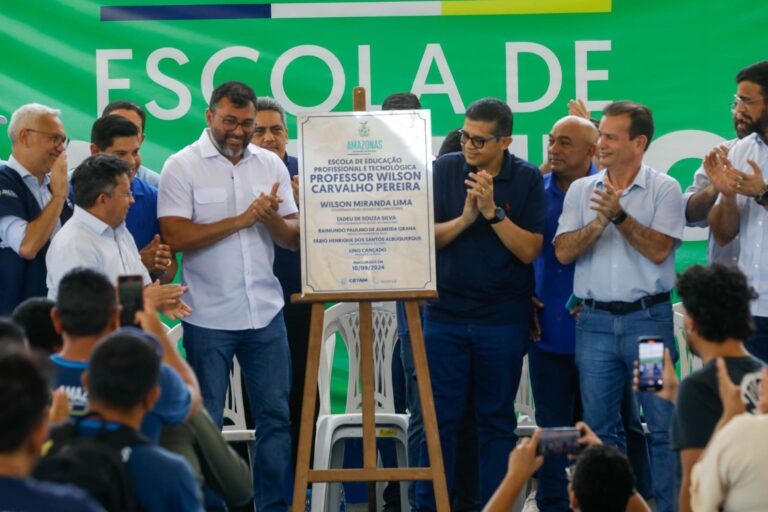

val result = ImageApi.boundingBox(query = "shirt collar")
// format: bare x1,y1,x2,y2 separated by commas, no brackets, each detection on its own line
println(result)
462,151,512,181
130,177,146,197
198,129,254,162
598,163,649,191
72,206,120,237
7,155,50,186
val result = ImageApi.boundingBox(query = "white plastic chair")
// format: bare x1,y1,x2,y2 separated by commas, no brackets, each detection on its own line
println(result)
311,301,408,512
165,324,255,442
673,302,702,379
514,355,536,437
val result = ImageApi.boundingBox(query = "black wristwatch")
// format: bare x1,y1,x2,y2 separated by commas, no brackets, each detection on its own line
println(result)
755,187,768,207
610,210,628,225
487,206,506,225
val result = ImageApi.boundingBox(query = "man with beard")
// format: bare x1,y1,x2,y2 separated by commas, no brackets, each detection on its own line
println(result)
709,61,768,364
684,66,766,264
158,81,298,512
0,103,72,314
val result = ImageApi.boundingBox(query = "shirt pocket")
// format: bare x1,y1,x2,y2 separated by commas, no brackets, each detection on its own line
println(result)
193,187,228,221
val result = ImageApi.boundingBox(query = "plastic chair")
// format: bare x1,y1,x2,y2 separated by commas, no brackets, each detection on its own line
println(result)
673,302,702,379
165,324,255,442
514,355,536,437
311,301,408,512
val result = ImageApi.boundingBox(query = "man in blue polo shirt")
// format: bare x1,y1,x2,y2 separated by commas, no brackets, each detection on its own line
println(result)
555,101,684,512
89,114,176,283
530,116,597,512
416,97,545,510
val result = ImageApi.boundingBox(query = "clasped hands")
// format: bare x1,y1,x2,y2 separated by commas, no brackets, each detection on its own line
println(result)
703,145,765,198
238,181,283,228
463,170,497,221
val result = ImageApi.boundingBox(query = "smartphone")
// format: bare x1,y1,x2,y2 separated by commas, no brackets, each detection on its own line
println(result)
638,336,664,391
536,427,582,456
118,275,144,327
564,294,583,312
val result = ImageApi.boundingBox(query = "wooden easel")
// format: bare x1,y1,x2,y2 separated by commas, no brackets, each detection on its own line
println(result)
290,88,450,512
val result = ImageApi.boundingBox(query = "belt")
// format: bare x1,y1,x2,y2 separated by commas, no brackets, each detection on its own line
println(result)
584,292,670,316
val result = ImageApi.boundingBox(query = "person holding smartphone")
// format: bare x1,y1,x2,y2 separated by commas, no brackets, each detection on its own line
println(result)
554,101,684,512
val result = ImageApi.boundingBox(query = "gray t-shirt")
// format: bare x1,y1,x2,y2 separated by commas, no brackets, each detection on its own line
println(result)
672,355,764,450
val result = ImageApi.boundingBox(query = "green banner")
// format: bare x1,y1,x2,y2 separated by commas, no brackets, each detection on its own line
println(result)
2,0,766,267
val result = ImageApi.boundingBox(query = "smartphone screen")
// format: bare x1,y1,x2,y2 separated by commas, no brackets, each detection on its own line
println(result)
638,337,664,391
536,427,582,456
118,275,144,327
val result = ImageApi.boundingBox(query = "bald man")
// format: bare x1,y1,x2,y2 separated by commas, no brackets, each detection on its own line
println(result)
530,116,597,512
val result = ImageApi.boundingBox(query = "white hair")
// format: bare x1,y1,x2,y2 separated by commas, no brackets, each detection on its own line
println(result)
8,103,61,143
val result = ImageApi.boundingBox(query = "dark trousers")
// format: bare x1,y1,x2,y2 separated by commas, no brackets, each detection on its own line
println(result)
747,316,768,363
528,344,581,512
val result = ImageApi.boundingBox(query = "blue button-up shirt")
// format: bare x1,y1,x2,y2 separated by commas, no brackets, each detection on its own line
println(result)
534,163,597,354
555,164,684,302
125,176,160,250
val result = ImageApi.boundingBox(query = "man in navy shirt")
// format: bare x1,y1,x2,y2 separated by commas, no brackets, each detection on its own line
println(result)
0,347,102,512
417,97,546,510
89,114,177,283
530,116,597,512
250,96,309,468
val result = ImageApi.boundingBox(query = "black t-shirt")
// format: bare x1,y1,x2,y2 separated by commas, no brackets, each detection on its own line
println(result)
672,355,765,450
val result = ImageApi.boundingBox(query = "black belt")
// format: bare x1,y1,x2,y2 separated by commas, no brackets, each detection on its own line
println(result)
584,292,670,316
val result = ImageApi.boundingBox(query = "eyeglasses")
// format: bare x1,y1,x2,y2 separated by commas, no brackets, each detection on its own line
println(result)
25,128,69,147
458,129,500,149
730,94,765,113
214,113,256,131
106,190,133,200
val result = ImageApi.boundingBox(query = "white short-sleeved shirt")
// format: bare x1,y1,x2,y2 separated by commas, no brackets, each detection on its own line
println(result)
46,206,150,298
157,129,297,330
719,133,768,316
555,164,684,302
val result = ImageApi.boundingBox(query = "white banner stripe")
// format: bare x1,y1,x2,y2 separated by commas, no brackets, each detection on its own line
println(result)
272,1,441,18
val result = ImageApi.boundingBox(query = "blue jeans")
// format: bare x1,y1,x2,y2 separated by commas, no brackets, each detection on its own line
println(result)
416,318,528,511
747,316,768,363
528,344,581,512
575,302,678,512
182,313,292,512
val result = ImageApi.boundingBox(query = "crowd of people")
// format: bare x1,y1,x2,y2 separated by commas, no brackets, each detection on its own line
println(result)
0,58,767,512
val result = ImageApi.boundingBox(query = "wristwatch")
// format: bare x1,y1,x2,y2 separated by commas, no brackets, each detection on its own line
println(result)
487,206,506,225
610,209,628,225
755,186,768,207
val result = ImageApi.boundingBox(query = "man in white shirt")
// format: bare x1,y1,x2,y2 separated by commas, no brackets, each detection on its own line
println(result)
158,81,299,512
709,61,768,363
45,153,188,318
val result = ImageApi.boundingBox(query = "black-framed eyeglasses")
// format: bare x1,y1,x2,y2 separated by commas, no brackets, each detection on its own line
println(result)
458,129,500,149
25,128,69,148
730,94,765,113
214,113,256,131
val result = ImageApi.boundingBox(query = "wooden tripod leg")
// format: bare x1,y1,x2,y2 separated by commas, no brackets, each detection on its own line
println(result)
291,302,326,512
357,301,379,512
405,301,450,512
